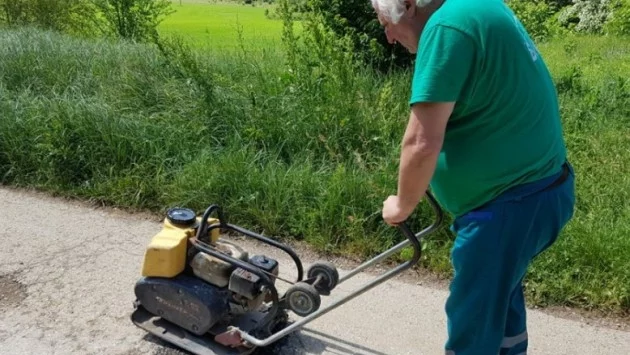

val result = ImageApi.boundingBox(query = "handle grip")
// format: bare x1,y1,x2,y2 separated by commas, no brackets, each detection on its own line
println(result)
396,191,444,263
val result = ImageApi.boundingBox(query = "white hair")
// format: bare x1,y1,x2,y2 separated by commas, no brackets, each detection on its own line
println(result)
371,0,434,24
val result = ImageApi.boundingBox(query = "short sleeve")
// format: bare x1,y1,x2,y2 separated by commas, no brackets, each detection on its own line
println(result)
409,25,476,105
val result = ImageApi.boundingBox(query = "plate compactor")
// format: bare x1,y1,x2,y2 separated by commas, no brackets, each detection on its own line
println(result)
131,192,444,355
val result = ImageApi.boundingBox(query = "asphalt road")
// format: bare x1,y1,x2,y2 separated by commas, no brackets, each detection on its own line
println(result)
0,187,628,355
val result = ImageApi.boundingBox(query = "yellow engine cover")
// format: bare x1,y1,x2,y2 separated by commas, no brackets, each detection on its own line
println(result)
141,216,221,278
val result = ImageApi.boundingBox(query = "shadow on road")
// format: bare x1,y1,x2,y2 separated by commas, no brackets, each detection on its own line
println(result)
144,326,390,355
255,327,390,355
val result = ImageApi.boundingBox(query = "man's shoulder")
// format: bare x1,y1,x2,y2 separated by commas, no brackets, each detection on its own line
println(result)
426,0,515,37
432,0,511,19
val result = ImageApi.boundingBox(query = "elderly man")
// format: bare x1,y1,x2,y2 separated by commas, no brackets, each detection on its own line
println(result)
376,0,576,354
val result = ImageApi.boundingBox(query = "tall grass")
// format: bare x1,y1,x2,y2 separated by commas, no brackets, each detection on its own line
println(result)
0,26,425,254
0,24,628,315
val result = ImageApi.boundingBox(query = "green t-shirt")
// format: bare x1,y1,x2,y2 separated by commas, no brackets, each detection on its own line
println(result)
410,0,567,217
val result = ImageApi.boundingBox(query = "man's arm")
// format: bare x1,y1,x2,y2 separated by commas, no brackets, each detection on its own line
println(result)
383,101,453,225
383,25,474,225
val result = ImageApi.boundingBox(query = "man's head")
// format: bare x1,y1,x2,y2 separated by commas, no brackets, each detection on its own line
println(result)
371,0,444,53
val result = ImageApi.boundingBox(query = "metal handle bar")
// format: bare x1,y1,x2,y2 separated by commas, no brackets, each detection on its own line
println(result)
194,205,305,282
337,191,443,285
234,191,444,348
221,223,305,283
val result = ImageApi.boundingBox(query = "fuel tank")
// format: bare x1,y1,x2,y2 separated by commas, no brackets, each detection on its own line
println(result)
141,207,221,278
134,274,231,336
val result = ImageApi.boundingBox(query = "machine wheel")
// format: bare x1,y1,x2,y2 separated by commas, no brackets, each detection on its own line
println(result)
307,261,339,293
285,282,321,317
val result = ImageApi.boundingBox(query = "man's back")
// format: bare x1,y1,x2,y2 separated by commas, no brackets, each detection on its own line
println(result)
409,0,568,216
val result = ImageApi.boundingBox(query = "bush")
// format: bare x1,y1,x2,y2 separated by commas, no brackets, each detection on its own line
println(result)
547,0,575,7
0,0,100,36
0,0,177,41
558,0,614,33
307,0,416,72
506,0,560,41
265,0,310,20
604,0,630,35
94,0,175,42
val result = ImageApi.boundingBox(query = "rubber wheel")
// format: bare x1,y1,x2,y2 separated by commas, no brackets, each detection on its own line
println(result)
285,282,321,317
307,261,339,293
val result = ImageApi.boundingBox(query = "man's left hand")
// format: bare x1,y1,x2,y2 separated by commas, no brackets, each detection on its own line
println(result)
382,195,415,226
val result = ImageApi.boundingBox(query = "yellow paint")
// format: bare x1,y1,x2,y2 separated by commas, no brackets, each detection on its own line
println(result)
141,216,221,278
195,217,221,244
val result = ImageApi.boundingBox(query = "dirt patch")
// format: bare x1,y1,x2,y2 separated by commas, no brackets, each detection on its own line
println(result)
0,273,27,309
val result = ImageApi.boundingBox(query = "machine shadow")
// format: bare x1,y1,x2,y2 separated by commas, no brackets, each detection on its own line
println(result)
143,326,390,355
254,326,390,355
143,333,195,355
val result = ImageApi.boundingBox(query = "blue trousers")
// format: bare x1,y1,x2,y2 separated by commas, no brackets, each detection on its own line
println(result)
444,162,576,355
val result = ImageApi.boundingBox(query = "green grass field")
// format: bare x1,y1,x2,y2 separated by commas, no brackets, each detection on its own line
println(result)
159,1,292,50
1,1,629,317
538,34,630,84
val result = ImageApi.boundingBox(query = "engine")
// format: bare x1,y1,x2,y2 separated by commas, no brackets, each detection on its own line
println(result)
134,273,231,336
134,208,280,336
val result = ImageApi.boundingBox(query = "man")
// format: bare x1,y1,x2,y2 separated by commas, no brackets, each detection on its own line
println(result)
375,0,576,354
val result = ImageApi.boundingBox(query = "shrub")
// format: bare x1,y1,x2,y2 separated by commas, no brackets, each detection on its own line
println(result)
265,0,310,20
307,0,416,72
0,0,100,36
93,0,175,42
506,0,559,41
558,0,614,33
604,0,630,35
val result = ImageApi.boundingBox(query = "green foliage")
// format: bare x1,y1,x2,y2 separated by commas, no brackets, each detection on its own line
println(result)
0,0,178,40
94,0,175,42
547,0,575,7
278,0,364,99
0,0,100,36
604,0,630,35
307,0,415,72
0,26,422,255
507,0,560,41
558,0,614,34
265,0,309,20
0,0,31,26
